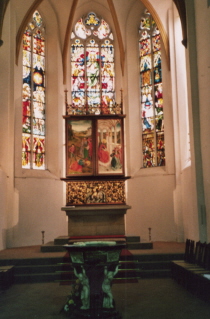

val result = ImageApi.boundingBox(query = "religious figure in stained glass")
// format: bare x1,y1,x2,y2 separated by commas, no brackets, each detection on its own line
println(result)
139,10,165,168
22,11,46,169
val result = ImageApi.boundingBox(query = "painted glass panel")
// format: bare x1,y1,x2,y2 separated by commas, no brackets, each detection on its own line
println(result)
142,134,156,167
33,10,43,27
33,136,45,169
71,41,85,61
85,12,100,27
23,32,31,51
66,120,93,176
93,19,110,39
157,133,165,166
97,119,123,174
140,38,151,57
101,41,114,62
101,92,115,113
140,15,151,30
139,10,165,168
155,83,163,114
101,63,115,90
140,55,152,71
72,91,85,110
22,10,45,169
152,34,161,52
140,70,152,86
33,30,45,55
22,134,31,168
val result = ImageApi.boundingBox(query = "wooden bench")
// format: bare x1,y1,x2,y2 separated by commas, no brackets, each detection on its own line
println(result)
171,240,210,300
0,266,14,290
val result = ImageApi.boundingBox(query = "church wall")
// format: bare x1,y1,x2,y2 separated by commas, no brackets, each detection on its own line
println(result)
194,0,210,241
168,4,199,242
124,1,178,242
181,166,200,241
126,175,176,242
12,178,65,247
4,1,67,247
0,0,206,248
0,2,19,250
0,5,9,250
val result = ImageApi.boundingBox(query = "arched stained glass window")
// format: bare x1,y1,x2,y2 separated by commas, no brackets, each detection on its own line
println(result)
22,11,46,169
70,12,116,115
139,10,165,168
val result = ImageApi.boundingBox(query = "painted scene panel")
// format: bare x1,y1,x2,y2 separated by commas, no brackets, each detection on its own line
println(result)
97,119,123,174
67,120,93,175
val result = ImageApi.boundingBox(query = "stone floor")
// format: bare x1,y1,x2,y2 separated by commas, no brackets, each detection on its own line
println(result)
1,278,210,319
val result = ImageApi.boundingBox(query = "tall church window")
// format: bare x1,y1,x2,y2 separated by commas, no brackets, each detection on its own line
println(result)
22,11,45,169
139,10,165,168
70,12,116,115
63,12,126,206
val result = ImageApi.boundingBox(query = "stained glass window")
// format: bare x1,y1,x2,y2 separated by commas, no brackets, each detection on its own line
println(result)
70,12,116,115
139,10,165,168
22,11,45,169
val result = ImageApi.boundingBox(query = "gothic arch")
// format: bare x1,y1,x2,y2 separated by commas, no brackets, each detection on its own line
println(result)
16,0,44,64
62,0,125,84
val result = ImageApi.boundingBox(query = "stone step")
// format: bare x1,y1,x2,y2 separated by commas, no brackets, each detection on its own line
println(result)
14,264,64,275
11,257,174,284
41,241,66,253
41,239,152,253
14,272,61,284
126,242,153,250
0,256,64,267
14,267,171,284
125,236,141,243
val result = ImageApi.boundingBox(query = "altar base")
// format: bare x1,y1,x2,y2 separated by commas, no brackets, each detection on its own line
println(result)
61,205,131,237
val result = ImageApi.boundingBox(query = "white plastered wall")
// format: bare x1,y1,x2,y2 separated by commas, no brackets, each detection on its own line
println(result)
168,3,200,242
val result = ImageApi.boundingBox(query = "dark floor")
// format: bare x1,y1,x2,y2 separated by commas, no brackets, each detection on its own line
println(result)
1,242,209,318
1,278,210,319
